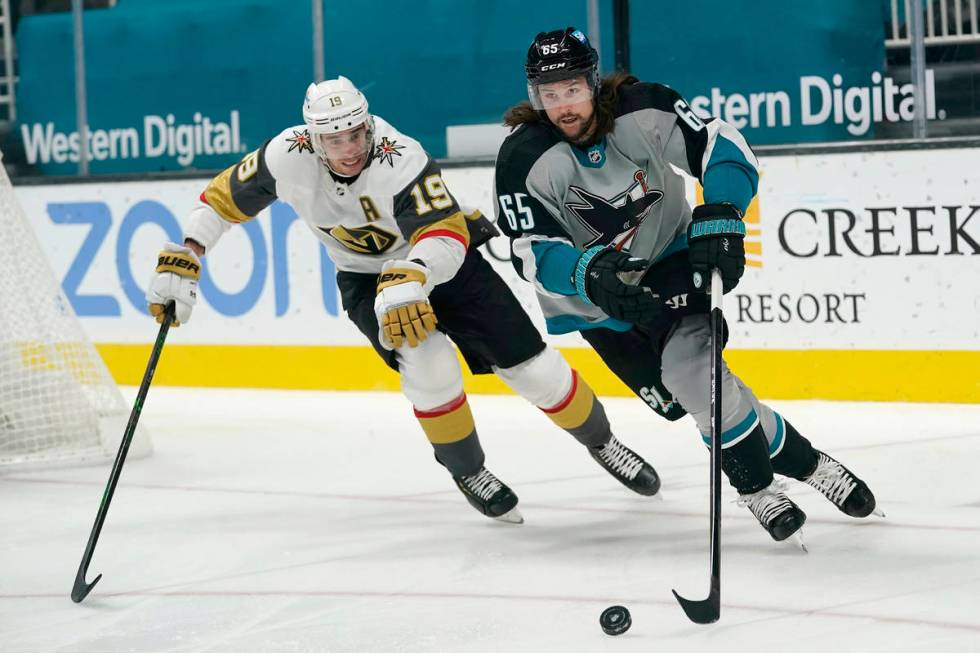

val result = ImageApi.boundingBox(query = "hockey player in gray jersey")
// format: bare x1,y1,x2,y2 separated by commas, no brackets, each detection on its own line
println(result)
146,76,663,525
494,28,881,543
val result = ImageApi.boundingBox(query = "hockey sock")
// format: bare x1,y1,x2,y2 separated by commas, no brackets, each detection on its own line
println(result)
415,393,485,477
540,371,611,447
721,423,775,494
770,418,818,479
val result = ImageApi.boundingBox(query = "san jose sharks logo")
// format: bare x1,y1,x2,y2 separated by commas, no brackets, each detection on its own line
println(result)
565,171,663,248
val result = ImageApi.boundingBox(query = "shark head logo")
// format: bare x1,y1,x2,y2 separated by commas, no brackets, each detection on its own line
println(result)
565,170,664,248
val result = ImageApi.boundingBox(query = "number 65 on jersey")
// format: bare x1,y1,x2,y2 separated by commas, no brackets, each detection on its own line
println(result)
498,192,535,231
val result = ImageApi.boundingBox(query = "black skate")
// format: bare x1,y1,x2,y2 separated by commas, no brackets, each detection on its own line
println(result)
453,467,523,524
589,435,661,496
801,451,882,518
737,481,807,545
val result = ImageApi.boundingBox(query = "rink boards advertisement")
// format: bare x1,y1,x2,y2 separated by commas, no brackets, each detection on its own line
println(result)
14,147,979,402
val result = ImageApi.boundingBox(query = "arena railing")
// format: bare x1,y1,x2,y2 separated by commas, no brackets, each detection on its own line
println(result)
887,0,980,46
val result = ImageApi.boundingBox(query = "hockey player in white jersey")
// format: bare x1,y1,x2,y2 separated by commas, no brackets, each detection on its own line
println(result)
494,28,881,543
146,76,665,524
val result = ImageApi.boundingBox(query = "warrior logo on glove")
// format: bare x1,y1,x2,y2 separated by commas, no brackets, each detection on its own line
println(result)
686,203,746,293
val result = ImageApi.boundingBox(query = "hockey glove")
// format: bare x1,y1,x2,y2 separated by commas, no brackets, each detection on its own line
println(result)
146,242,200,326
686,203,746,293
574,246,659,323
374,259,438,349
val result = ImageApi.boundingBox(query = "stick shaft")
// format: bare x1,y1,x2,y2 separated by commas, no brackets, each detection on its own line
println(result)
708,269,723,597
71,304,174,602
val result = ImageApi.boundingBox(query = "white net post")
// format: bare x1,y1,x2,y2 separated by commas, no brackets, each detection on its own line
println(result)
0,156,151,470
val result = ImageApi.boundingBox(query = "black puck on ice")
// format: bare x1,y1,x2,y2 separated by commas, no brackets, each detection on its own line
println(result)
599,605,632,636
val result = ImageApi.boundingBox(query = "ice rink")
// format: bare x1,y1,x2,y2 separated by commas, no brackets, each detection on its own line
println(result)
2,388,979,652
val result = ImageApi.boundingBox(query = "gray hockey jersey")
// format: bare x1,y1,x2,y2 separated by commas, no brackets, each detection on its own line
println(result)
494,81,759,334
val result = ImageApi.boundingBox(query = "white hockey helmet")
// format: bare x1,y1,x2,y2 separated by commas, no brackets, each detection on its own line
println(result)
302,76,375,170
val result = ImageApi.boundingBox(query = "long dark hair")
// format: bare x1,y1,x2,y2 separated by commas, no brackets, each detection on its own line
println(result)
502,72,639,143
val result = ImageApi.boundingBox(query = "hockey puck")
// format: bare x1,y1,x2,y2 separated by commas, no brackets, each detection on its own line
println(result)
599,605,632,636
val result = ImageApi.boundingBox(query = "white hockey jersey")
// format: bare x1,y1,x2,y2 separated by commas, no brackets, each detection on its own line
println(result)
184,116,495,276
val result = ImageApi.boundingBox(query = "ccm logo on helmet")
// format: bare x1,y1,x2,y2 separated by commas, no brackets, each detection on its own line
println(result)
540,63,566,71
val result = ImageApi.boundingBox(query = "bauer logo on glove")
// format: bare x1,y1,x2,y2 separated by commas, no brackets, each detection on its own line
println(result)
156,253,201,276
378,271,409,284
374,259,438,349
146,242,201,327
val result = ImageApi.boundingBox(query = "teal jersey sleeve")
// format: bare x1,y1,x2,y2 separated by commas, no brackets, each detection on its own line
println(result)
701,134,759,213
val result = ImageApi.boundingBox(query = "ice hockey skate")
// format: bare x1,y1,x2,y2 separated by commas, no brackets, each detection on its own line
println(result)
453,467,523,524
801,450,883,518
737,480,807,548
588,435,661,496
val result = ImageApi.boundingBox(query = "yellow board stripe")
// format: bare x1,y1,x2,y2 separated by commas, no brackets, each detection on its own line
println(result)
95,344,980,404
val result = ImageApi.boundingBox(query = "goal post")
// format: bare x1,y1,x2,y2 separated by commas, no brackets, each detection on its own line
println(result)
0,155,151,470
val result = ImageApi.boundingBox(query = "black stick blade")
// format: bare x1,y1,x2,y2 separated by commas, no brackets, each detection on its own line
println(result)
71,571,102,603
671,588,720,624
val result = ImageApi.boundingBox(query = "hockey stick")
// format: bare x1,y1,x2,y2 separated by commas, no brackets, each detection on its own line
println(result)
71,302,175,603
671,269,723,624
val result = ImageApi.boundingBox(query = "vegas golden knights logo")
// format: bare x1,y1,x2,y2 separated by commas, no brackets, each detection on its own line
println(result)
323,224,397,255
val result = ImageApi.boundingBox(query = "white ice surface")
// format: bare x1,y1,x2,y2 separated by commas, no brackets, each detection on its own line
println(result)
1,388,979,653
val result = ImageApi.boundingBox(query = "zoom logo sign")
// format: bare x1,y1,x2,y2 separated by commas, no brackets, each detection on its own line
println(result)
44,199,339,318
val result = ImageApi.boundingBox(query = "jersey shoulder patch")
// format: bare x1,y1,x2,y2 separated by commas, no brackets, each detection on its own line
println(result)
269,125,318,157
372,134,408,168
263,125,322,187
368,117,430,191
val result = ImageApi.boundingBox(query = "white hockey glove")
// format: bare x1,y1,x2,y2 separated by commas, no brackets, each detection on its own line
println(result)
374,259,437,349
146,242,200,327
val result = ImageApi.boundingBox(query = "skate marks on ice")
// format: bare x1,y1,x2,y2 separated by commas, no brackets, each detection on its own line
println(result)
0,389,978,652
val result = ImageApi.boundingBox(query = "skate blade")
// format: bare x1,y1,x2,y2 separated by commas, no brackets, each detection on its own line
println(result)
650,491,664,502
872,507,886,518
791,530,808,553
493,507,524,524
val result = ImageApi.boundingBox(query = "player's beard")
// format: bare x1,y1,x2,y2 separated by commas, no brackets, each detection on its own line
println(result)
556,110,597,145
